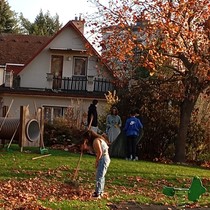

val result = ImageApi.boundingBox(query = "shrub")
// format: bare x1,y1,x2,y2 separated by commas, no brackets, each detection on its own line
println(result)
43,106,87,146
186,122,209,161
117,83,209,162
44,118,83,146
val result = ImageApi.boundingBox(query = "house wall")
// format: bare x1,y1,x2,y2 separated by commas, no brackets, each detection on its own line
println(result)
0,95,107,127
19,27,106,89
0,67,4,86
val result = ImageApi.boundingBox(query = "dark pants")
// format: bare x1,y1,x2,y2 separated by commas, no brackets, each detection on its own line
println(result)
135,136,141,159
126,135,138,159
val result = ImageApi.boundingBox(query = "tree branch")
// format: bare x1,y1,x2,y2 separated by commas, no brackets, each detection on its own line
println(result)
162,65,185,76
180,33,189,50
162,52,179,59
178,53,193,70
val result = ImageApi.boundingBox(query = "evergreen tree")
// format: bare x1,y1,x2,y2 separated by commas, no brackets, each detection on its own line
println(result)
0,0,19,33
19,10,62,36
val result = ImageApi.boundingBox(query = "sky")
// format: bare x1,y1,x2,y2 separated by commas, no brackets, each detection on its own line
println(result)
8,0,100,26
7,0,108,48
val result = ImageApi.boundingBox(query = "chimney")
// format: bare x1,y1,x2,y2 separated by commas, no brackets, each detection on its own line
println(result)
72,14,85,34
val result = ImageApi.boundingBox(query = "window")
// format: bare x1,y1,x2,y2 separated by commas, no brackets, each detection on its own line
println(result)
73,57,87,76
44,106,67,123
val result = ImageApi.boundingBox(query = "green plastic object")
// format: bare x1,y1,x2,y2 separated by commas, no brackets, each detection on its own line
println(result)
163,186,175,196
188,176,207,202
163,176,207,203
40,147,49,155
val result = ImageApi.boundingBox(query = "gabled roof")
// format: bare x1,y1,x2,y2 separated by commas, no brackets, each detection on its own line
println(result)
0,20,113,77
0,33,51,65
21,20,104,72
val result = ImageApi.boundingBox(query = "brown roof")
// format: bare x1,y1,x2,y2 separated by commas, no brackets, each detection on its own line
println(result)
0,21,113,78
0,33,51,65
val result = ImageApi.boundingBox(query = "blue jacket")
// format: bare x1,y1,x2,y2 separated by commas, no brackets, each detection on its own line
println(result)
124,116,143,137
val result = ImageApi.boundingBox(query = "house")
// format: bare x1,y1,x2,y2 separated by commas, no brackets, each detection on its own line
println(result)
0,17,115,126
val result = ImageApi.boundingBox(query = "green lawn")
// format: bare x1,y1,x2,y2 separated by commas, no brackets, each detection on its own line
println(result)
0,145,209,209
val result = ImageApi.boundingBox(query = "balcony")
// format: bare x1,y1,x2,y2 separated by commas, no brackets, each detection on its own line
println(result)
51,76,114,93
5,74,114,96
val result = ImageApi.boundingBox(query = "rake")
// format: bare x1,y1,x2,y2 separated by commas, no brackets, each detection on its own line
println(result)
40,135,49,154
72,149,83,181
33,101,49,155
65,149,83,188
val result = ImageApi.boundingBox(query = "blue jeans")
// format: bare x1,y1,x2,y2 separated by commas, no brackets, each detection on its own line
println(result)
95,154,111,195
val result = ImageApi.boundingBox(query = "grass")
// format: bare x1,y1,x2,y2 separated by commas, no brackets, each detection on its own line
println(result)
0,144,210,209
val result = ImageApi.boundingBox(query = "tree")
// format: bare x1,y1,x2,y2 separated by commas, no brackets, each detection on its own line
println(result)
88,0,210,162
19,10,62,36
0,0,19,33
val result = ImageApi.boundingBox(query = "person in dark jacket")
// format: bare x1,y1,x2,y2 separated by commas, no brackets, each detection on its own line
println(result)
87,99,98,133
124,109,143,160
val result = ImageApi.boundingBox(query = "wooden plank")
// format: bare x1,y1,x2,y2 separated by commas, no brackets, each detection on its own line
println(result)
32,154,51,160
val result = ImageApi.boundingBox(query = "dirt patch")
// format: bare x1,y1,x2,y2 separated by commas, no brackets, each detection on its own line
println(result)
107,201,210,210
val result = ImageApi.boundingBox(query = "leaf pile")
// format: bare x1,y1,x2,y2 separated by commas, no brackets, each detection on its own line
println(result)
0,177,91,209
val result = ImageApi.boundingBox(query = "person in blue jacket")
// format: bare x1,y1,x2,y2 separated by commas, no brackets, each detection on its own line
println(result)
124,109,143,160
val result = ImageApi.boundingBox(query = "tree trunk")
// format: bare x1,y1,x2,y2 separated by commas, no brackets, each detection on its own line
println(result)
174,98,196,163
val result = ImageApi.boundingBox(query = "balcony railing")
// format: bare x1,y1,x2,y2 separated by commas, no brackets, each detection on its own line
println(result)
53,76,114,93
9,75,114,94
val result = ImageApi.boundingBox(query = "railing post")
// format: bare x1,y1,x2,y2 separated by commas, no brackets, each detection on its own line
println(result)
87,76,94,92
46,73,53,89
5,71,13,88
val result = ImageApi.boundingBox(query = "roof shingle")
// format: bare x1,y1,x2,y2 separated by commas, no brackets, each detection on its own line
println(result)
0,33,51,65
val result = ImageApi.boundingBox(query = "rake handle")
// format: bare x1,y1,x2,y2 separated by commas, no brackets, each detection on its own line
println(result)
72,150,83,180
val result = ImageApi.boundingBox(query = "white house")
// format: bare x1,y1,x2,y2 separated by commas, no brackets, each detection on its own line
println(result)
0,18,115,124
